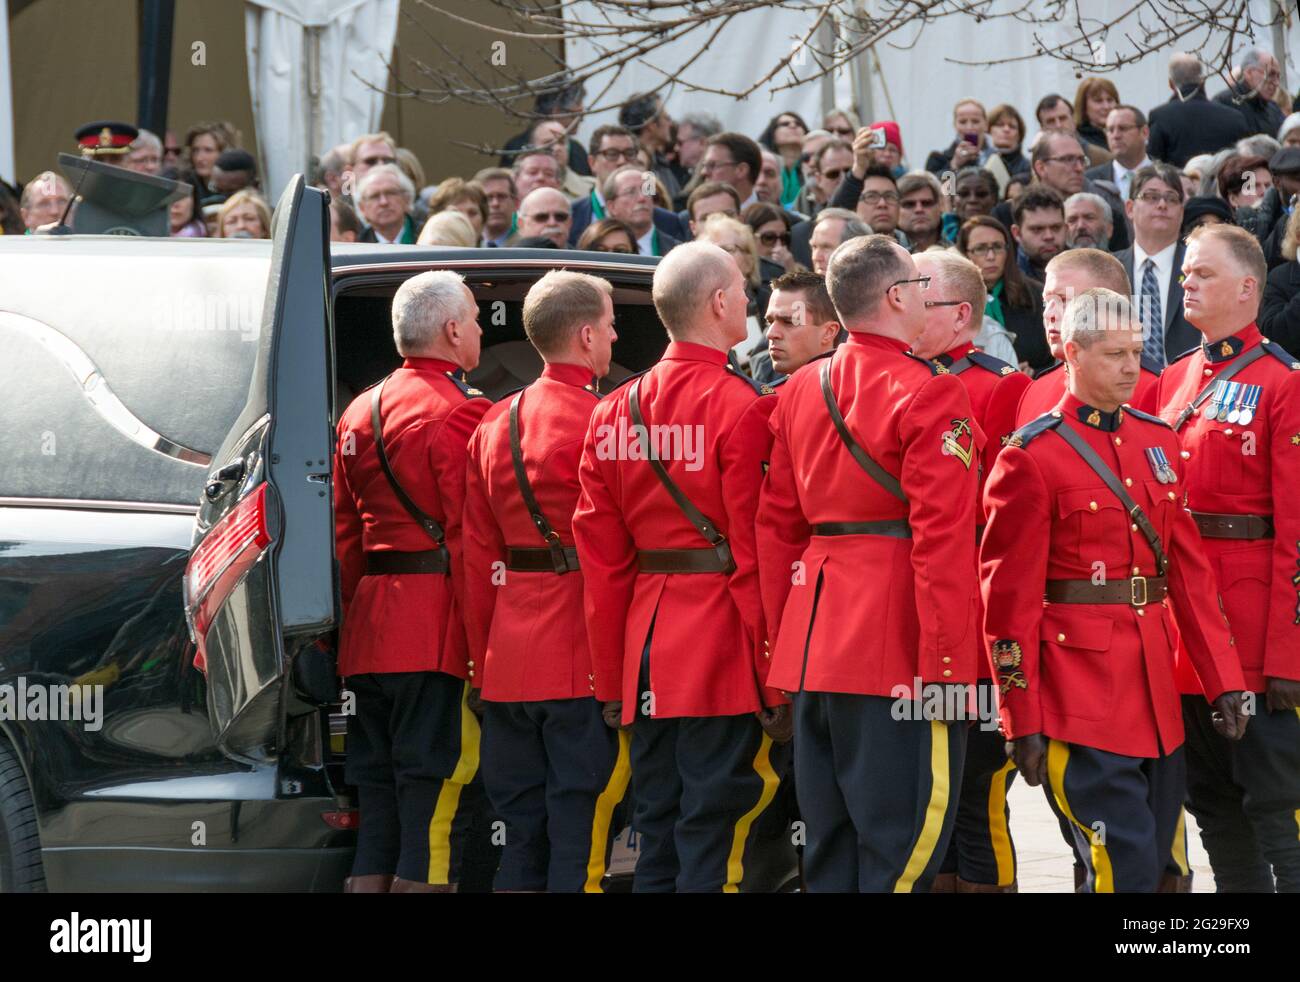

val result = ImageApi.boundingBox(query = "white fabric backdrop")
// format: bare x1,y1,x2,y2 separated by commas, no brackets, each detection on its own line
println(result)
568,0,1299,172
245,0,398,201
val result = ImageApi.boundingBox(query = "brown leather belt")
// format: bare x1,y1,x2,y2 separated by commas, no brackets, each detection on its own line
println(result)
637,547,734,574
364,549,449,575
506,546,580,573
1046,575,1167,607
812,520,911,539
1191,511,1274,540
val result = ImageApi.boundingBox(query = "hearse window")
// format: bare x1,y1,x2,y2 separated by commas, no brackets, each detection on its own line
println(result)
0,245,270,506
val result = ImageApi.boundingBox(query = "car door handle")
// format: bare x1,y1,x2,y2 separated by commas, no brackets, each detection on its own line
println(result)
204,459,247,500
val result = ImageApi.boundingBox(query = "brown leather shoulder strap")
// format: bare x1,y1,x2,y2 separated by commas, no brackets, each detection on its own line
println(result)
1053,420,1168,576
628,377,734,571
508,390,576,573
819,355,908,503
370,376,446,546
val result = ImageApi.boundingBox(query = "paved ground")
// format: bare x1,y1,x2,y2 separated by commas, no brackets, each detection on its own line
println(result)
1009,779,1214,892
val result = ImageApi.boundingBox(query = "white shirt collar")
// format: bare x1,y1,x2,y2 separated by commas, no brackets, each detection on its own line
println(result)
1135,238,1177,274
636,227,655,256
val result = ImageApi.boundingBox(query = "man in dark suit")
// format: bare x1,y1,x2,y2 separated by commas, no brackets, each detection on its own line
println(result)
1213,47,1285,138
993,131,1129,252
1114,164,1199,364
569,124,687,245
1147,53,1251,168
605,167,681,257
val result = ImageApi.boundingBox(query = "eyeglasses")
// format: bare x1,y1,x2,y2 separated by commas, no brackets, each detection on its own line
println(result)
820,167,849,182
698,159,736,174
860,190,900,205
595,148,637,163
1136,191,1181,206
361,155,396,168
966,242,1007,258
1105,123,1138,134
758,231,792,246
924,300,963,308
900,196,938,210
830,127,854,138
887,275,931,294
1046,154,1088,168
526,211,571,222
163,146,181,157
955,187,993,198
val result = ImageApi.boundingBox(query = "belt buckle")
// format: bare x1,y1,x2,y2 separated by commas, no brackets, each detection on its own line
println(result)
1130,575,1148,608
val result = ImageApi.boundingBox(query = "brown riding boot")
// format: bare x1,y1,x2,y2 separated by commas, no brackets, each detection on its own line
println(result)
343,874,394,893
390,877,457,893
1156,872,1193,893
931,873,958,893
955,876,1018,893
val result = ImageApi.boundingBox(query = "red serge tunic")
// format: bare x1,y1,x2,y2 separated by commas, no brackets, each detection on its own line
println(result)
1153,323,1300,693
980,394,1244,757
756,331,982,696
463,362,603,702
573,341,780,724
334,358,490,677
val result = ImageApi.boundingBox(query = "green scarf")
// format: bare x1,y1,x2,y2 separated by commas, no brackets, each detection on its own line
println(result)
985,278,1005,326
590,190,606,221
780,165,802,209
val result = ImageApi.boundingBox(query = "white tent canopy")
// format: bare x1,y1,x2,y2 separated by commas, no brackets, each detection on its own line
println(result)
245,0,398,200
568,0,1299,174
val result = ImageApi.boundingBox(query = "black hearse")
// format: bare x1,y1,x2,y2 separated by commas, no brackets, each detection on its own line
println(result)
0,179,705,891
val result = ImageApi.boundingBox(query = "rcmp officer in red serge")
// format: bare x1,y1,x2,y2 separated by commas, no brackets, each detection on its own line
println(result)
911,250,1030,893
982,288,1249,893
1154,223,1300,892
1017,249,1161,425
573,241,788,893
755,234,981,893
462,271,631,892
334,270,491,893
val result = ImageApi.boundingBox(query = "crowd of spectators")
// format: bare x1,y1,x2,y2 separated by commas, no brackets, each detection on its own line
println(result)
7,46,1300,360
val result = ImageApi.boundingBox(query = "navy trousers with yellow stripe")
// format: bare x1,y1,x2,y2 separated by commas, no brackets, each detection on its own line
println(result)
628,710,781,892
1183,695,1300,893
344,671,481,885
940,711,1018,886
794,691,966,893
1046,739,1184,893
481,698,631,892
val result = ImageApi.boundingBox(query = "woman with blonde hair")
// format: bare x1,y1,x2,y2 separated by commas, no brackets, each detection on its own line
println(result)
426,177,488,237
416,209,478,247
696,212,766,367
216,188,271,238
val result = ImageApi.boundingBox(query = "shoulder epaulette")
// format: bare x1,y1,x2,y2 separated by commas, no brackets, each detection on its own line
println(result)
1169,345,1200,365
1005,411,1062,448
904,351,943,375
606,368,649,394
967,350,1018,377
1122,405,1172,428
1032,360,1063,380
444,370,489,400
1261,339,1300,370
1140,352,1165,376
725,362,780,395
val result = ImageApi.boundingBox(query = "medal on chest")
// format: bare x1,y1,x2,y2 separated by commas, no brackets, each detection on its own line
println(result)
1145,446,1176,484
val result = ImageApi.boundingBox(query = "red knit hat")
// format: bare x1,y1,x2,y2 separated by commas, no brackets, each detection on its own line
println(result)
870,120,903,154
